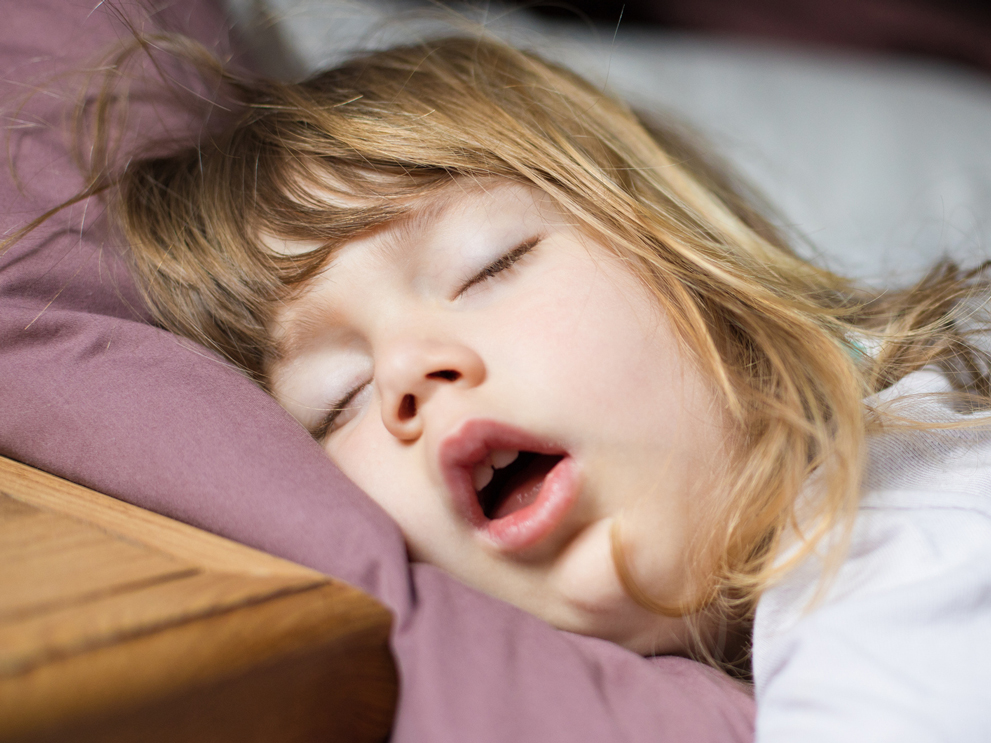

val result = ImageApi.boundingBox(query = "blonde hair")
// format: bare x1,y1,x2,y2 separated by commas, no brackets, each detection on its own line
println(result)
11,29,991,668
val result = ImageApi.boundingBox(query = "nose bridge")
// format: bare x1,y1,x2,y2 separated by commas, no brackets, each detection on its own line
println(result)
376,330,485,440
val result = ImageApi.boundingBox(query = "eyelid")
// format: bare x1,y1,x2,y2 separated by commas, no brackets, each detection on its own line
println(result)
311,380,369,440
455,235,541,298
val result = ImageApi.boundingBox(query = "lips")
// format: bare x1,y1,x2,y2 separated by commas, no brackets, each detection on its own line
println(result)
439,419,579,552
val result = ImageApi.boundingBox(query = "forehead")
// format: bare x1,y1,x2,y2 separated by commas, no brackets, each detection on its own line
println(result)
267,179,555,361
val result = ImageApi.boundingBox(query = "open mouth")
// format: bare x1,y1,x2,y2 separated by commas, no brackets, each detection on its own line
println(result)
473,450,565,521
439,420,579,552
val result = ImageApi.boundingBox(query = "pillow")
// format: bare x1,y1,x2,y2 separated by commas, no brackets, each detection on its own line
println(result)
0,1,755,741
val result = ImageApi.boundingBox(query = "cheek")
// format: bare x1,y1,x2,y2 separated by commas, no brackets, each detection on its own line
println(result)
325,412,462,561
497,261,690,443
326,415,416,527
496,258,724,599
326,418,391,507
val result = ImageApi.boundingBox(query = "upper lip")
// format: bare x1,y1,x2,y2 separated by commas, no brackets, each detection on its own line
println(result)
438,418,567,529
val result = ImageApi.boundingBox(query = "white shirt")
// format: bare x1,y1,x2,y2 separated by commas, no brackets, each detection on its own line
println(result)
753,368,991,742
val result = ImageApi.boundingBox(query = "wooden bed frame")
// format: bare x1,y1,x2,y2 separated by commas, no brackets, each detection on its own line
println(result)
0,456,397,743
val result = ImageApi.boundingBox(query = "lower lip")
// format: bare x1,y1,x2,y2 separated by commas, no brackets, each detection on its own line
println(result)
482,455,579,552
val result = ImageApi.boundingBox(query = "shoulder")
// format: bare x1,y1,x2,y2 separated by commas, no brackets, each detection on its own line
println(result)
753,370,991,743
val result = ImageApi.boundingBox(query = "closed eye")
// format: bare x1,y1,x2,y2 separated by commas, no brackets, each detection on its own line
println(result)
456,236,541,298
310,381,369,440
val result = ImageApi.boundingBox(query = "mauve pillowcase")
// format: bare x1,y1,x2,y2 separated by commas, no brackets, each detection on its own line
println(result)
0,1,755,740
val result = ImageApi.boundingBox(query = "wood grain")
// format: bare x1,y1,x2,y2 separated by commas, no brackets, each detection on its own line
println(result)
0,496,193,621
0,456,398,743
0,456,325,578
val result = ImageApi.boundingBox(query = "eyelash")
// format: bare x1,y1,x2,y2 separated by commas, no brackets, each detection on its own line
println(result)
311,382,368,441
312,236,541,440
455,235,541,298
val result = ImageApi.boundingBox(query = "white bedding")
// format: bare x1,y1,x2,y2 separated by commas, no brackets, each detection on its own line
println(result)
754,368,991,742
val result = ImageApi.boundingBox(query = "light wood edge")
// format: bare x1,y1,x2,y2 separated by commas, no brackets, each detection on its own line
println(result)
0,582,396,739
0,456,325,580
0,572,329,676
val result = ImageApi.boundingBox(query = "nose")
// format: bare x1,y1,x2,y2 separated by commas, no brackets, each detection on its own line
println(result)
377,338,486,441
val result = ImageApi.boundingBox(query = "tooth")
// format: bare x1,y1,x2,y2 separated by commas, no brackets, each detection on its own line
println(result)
472,463,494,491
491,449,519,469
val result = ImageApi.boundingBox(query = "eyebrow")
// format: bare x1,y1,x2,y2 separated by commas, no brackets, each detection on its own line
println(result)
385,190,461,264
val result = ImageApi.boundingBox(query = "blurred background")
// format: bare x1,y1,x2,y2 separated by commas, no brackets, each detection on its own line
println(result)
224,0,991,286
520,0,991,75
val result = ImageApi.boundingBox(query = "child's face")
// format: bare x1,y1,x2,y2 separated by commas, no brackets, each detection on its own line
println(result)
269,180,730,654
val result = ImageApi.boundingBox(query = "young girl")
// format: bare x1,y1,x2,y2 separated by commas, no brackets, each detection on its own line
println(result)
25,27,991,741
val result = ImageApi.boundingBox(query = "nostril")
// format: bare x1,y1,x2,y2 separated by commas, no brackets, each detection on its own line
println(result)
398,394,417,421
427,369,461,382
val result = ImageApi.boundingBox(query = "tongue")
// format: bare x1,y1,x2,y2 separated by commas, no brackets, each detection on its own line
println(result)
490,455,559,520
